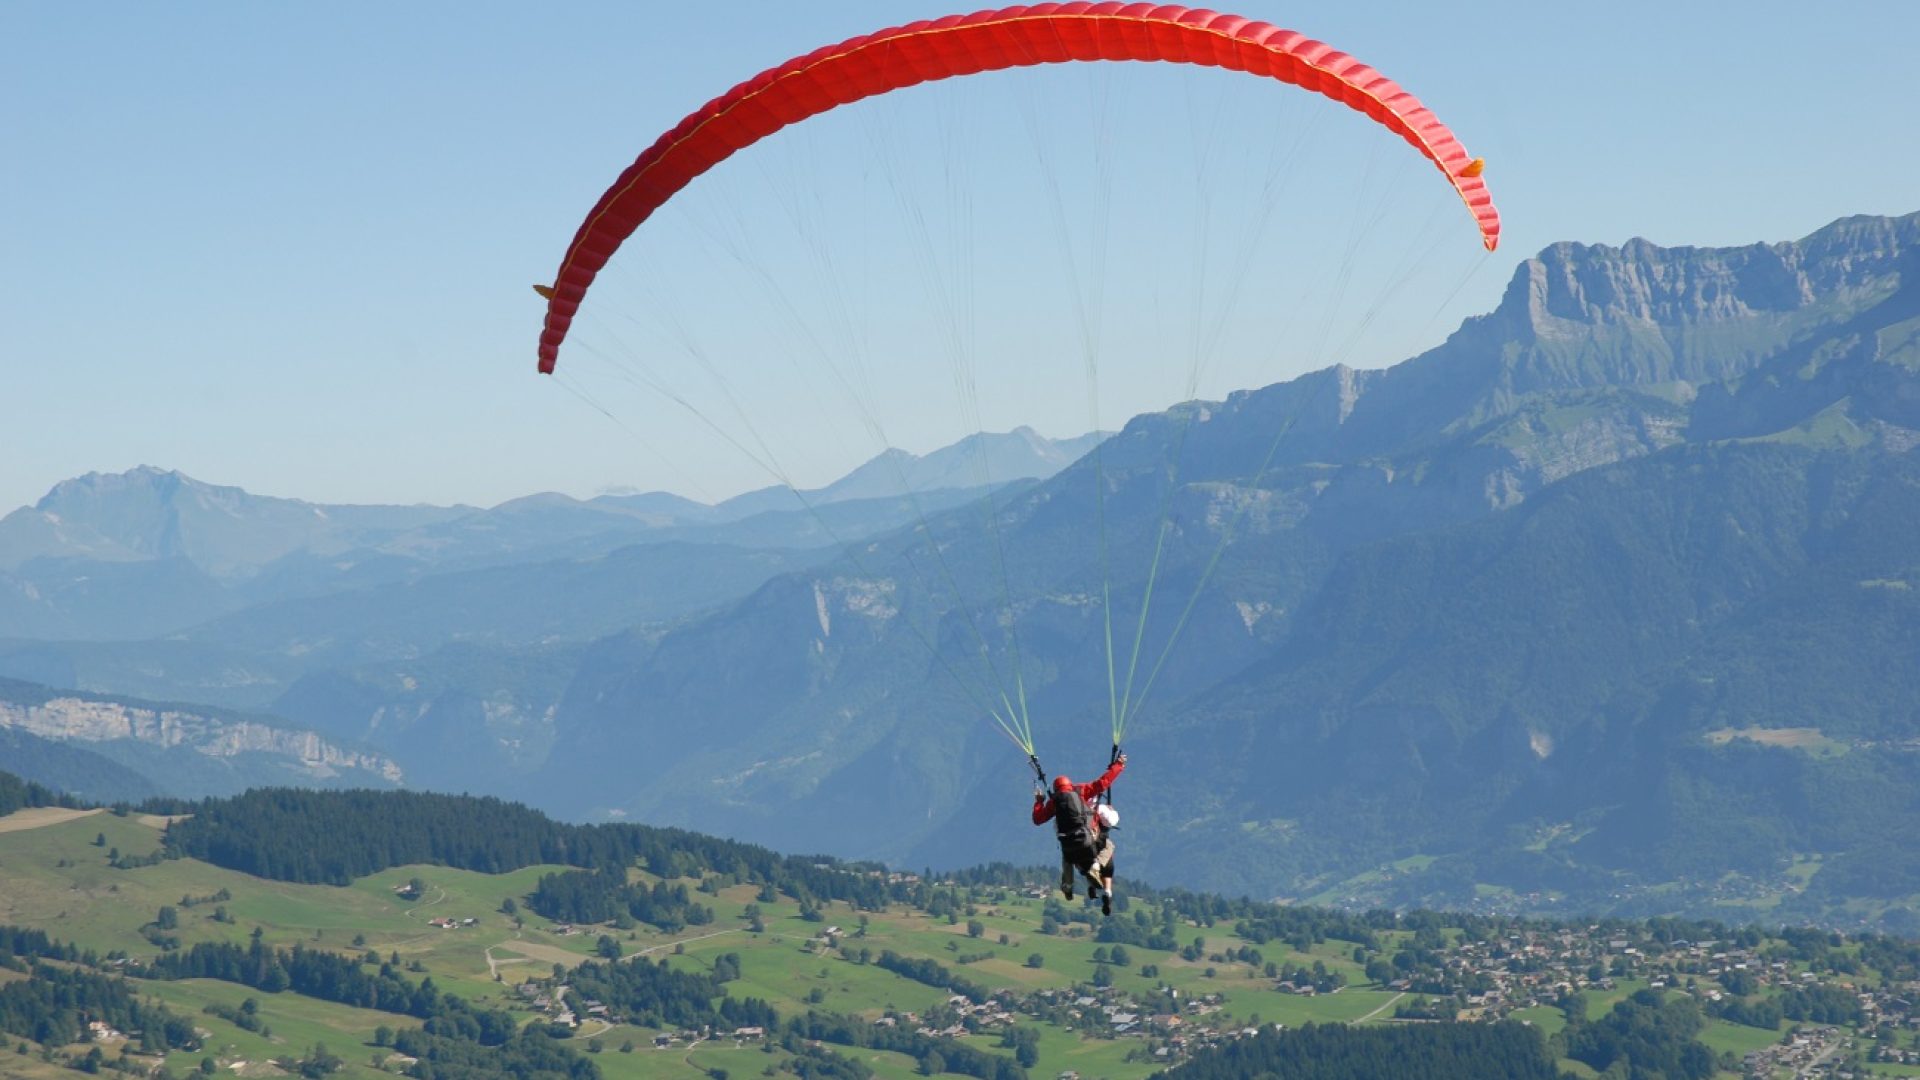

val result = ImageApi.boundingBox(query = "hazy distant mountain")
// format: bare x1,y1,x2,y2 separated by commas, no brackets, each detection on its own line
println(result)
525,211,1920,927
0,466,466,576
269,641,583,795
0,556,234,641
0,726,160,803
0,637,301,711
0,429,1104,642
180,540,834,669
715,427,1109,518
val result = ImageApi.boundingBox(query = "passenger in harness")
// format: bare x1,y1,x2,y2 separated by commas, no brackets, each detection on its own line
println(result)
1031,752,1126,915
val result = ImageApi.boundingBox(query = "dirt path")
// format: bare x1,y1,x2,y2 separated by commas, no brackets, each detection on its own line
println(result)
494,938,584,966
631,928,740,959
486,931,532,980
403,885,449,920
485,945,520,979
0,807,101,833
1355,991,1407,1024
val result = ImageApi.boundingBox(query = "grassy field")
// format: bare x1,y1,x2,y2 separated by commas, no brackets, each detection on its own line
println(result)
0,807,102,834
1303,854,1437,906
963,1026,1157,1079
1508,1004,1566,1036
145,977,405,1079
1696,1016,1782,1058
1582,978,1650,1020
1703,726,1851,759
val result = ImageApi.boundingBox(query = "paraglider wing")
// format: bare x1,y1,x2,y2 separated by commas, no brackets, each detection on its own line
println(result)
537,3,1501,373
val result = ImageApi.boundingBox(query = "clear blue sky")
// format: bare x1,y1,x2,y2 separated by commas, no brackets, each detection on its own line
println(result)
4,1,1914,513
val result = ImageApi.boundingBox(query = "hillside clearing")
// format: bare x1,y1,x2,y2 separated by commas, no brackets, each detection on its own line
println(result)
0,806,101,833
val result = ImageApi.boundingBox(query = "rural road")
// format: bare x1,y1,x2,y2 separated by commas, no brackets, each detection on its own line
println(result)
1799,1032,1846,1078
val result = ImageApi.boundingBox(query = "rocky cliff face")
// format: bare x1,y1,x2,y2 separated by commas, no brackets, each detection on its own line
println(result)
1490,215,1913,386
1521,218,1910,330
1320,213,1920,457
0,680,402,786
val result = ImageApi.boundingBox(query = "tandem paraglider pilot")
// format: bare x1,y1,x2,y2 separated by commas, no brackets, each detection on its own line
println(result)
1032,752,1126,915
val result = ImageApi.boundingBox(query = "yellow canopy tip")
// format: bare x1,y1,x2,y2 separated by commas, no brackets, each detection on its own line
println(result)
532,283,555,300
1460,157,1486,179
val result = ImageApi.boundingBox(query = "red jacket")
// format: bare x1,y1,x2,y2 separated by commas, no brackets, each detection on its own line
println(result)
1032,757,1125,826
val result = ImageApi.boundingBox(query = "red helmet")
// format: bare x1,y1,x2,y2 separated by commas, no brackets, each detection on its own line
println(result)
1053,776,1074,793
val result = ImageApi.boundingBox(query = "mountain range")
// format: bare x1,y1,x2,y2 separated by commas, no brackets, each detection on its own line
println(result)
0,426,1102,643
4,211,1916,929
0,429,1103,793
519,212,1920,929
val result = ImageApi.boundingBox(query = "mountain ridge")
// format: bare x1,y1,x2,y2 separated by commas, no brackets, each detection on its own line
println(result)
518,211,1920,927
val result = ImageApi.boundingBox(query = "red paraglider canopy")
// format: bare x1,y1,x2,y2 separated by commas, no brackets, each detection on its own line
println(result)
537,3,1501,373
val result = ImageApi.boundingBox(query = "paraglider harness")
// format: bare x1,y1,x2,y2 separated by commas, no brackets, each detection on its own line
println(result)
1032,745,1121,871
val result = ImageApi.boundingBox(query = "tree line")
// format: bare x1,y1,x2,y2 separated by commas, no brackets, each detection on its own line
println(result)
388,1027,601,1080
874,950,991,1005
526,865,716,931
161,788,912,912
0,770,79,817
1158,1021,1560,1080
